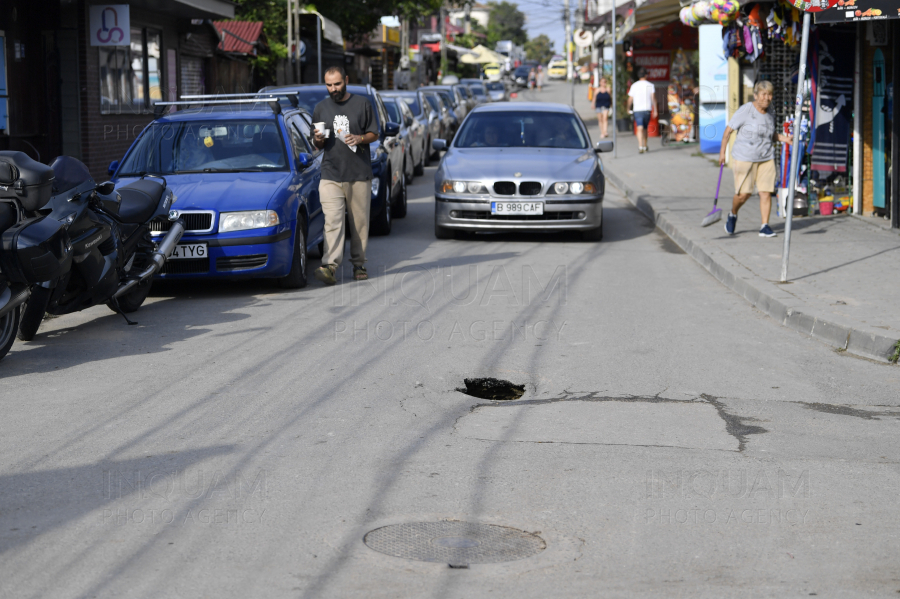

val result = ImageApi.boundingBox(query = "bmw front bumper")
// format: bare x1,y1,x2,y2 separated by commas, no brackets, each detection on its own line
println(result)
435,194,603,232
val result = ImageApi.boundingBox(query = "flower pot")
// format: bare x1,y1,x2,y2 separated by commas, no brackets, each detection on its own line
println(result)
616,118,632,132
819,200,834,215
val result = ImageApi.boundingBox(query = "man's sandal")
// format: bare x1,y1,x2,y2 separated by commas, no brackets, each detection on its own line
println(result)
353,266,368,281
314,264,337,285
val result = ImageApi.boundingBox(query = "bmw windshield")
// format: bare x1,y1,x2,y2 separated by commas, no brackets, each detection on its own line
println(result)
118,120,288,175
454,111,589,149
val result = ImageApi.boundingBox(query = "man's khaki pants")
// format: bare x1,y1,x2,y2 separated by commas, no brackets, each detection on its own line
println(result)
319,179,370,268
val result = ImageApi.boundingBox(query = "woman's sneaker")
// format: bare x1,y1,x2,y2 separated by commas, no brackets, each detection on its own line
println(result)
725,213,737,235
759,224,777,237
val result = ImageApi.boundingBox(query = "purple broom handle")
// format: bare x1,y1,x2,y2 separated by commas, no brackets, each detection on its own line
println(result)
715,164,724,202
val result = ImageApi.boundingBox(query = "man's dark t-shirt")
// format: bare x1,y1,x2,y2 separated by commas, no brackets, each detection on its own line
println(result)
312,94,378,182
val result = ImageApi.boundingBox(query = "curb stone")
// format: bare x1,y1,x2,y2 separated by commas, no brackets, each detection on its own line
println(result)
604,169,899,364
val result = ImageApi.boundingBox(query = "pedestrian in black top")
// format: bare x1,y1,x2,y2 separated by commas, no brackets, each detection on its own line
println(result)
311,66,378,284
591,77,612,138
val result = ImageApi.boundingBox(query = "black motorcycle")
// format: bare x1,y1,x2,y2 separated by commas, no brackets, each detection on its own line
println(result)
9,155,185,343
0,151,60,360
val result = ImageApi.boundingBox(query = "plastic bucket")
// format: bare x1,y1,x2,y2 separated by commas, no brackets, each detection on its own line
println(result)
819,200,834,215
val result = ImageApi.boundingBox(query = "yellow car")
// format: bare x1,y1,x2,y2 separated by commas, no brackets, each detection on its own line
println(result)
483,63,502,82
548,61,567,79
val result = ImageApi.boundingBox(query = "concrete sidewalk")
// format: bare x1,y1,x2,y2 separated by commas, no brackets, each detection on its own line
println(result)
597,131,900,363
513,82,899,362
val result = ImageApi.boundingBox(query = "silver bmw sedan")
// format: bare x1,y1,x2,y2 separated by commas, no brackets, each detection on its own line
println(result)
432,102,613,240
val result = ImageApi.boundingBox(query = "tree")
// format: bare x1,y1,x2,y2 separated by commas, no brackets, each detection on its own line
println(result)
230,0,288,84
486,2,526,47
524,34,554,65
315,0,443,44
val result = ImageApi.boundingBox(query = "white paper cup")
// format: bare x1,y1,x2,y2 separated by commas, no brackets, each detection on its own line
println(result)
313,122,325,133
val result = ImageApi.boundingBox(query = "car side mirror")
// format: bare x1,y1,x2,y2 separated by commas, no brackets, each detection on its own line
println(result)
107,160,119,177
384,122,401,137
432,139,447,152
96,180,116,195
297,152,313,169
594,140,614,153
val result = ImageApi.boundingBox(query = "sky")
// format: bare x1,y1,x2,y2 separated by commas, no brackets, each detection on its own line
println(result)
519,0,569,57
382,2,570,57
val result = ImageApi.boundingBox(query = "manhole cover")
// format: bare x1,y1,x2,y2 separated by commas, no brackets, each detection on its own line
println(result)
363,521,545,564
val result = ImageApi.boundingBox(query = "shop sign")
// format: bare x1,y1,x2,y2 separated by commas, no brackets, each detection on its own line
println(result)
816,0,900,22
89,5,130,46
634,52,670,81
790,0,838,11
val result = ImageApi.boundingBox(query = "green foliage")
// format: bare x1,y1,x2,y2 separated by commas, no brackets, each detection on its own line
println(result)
230,0,288,84
890,339,900,364
317,0,441,43
232,0,287,42
524,34,554,65
487,1,526,46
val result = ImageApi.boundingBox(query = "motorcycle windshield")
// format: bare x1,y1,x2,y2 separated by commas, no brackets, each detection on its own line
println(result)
51,156,94,194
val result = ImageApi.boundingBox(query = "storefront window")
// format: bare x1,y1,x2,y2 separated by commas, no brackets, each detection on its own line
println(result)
100,27,162,114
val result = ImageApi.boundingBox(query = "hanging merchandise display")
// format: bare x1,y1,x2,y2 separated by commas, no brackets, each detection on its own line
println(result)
710,0,742,24
808,28,854,173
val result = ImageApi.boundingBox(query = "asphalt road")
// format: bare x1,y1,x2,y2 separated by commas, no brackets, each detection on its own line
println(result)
1,82,899,598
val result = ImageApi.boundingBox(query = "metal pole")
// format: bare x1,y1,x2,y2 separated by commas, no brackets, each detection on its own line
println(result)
564,0,572,81
780,12,811,283
892,20,900,229
294,1,301,83
317,15,323,83
612,0,617,159
287,0,293,84
852,22,862,215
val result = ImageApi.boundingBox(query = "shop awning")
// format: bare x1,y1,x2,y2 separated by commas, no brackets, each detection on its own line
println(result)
446,43,479,56
299,9,344,46
460,44,508,64
633,0,683,31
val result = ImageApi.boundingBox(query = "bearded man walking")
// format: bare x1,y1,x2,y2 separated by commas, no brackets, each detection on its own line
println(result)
311,66,378,284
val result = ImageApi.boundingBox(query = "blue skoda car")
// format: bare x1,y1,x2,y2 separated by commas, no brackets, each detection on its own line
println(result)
109,97,325,287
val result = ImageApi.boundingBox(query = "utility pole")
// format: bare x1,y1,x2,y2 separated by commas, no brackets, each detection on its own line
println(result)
440,4,447,82
287,0,293,83
563,0,573,82
293,0,301,83
464,1,472,36
611,0,617,158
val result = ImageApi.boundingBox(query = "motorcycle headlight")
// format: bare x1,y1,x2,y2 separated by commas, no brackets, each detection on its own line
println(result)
218,210,279,233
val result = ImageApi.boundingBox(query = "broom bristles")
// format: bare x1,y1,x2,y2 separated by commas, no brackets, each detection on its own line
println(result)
701,207,722,227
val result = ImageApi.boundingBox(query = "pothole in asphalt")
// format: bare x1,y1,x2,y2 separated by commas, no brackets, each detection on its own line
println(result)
456,378,525,401
363,521,545,565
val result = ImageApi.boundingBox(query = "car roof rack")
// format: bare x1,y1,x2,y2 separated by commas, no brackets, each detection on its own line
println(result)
152,92,300,117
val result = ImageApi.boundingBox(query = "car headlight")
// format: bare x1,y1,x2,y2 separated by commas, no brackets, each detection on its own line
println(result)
550,182,597,195
440,180,486,194
371,178,380,197
218,210,279,233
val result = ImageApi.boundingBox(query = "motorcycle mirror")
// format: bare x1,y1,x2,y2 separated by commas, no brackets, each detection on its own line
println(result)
96,181,116,195
0,161,18,185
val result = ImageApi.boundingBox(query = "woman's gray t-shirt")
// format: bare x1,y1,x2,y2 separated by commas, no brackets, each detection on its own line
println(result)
727,102,776,163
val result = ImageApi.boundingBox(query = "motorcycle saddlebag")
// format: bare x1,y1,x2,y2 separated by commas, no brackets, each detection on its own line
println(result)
0,216,72,284
0,151,55,211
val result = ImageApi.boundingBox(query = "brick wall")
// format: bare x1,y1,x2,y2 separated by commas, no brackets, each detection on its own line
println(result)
78,2,209,181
